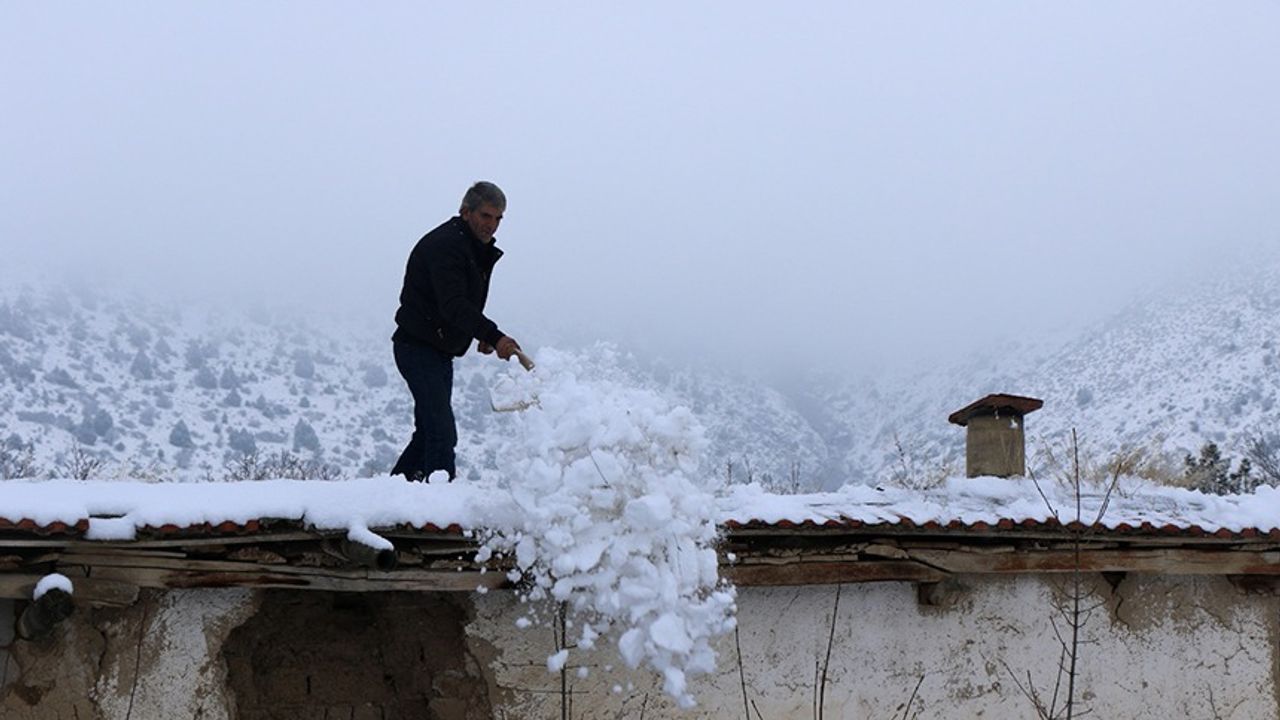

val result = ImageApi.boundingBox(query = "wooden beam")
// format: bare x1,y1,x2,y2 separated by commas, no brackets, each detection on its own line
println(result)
83,564,509,593
0,575,139,606
906,548,1280,575
722,560,946,586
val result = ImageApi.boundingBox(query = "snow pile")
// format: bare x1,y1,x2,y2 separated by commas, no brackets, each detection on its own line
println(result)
34,573,73,600
480,349,737,708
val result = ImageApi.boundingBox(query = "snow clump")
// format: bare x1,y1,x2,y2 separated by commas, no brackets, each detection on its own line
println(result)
481,348,736,708
34,573,73,600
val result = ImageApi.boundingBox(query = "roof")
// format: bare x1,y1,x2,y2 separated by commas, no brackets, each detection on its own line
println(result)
0,475,1276,541
948,393,1044,426
3,477,1280,599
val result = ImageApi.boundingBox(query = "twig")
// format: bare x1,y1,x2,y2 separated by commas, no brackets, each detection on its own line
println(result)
587,449,613,488
1000,659,1050,719
899,674,925,719
1048,643,1068,715
1090,461,1124,528
124,593,151,720
1011,428,1125,720
735,624,752,719
1063,429,1083,720
1031,472,1061,523
1070,430,1082,519
558,602,569,720
894,432,912,487
817,584,842,720
812,658,820,720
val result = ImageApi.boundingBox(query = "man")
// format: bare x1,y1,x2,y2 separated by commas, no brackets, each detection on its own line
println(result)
390,181,522,482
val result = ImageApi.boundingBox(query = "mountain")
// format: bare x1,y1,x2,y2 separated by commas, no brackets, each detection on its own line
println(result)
815,260,1280,487
3,259,1279,489
0,285,827,486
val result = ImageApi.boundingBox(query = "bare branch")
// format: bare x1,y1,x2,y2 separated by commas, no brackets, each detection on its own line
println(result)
1000,660,1050,719
899,674,926,720
817,584,842,720
735,625,752,720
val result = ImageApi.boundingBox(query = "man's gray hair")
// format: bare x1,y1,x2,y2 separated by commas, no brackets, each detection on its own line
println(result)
460,181,506,213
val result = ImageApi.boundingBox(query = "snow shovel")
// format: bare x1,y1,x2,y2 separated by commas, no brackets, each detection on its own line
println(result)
490,349,538,412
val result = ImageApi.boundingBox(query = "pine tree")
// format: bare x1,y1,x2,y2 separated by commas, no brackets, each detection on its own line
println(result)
1185,442,1255,495
169,420,195,449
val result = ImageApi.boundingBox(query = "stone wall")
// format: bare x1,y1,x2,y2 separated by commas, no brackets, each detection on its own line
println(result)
1,575,1276,718
0,588,257,720
0,589,493,720
0,599,14,698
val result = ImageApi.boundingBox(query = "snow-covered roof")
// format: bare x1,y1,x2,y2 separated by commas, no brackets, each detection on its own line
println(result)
1,475,1277,542
947,393,1044,426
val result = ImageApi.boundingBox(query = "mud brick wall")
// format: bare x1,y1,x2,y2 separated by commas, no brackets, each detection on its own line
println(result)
223,591,491,720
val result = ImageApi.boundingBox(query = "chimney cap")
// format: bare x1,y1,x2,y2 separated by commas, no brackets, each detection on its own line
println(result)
948,393,1044,427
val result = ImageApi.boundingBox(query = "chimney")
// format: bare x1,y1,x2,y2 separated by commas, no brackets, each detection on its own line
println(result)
948,394,1044,478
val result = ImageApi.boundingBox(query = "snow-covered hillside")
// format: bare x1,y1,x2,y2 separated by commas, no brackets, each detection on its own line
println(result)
3,258,1279,488
0,285,827,485
820,260,1280,486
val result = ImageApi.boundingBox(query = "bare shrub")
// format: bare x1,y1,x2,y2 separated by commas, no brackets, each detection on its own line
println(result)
0,442,40,479
1007,429,1123,720
1029,433,1157,497
222,449,342,481
761,460,805,495
60,442,104,480
1245,432,1280,487
886,433,952,491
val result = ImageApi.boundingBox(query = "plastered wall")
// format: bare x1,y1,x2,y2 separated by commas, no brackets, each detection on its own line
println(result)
1,575,1276,719
471,574,1280,719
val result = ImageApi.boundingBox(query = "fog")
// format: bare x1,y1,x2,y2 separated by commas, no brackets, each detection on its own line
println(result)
4,2,1278,375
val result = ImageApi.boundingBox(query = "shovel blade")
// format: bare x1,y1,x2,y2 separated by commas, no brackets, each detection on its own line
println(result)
490,372,538,413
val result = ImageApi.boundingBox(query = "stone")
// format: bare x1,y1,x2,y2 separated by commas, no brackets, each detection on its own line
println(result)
0,600,14,646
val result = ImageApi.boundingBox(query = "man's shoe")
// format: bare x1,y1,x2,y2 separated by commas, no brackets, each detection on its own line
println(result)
406,471,427,483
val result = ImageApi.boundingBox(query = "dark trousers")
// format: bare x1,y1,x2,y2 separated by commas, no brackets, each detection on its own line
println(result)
390,341,456,480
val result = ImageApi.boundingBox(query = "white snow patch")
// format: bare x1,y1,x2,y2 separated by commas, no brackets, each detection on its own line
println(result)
34,573,73,600
86,516,137,541
547,649,570,673
346,521,393,551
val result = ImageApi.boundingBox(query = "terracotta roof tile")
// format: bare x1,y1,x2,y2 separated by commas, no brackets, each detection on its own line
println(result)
0,513,1276,542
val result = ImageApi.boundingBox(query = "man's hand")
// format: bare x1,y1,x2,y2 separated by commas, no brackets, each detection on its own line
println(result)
477,340,494,355
495,336,521,361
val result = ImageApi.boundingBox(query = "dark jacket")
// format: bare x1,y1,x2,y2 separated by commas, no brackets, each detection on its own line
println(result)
392,216,505,356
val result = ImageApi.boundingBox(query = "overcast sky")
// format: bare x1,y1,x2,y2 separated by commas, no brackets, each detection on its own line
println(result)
4,2,1278,374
